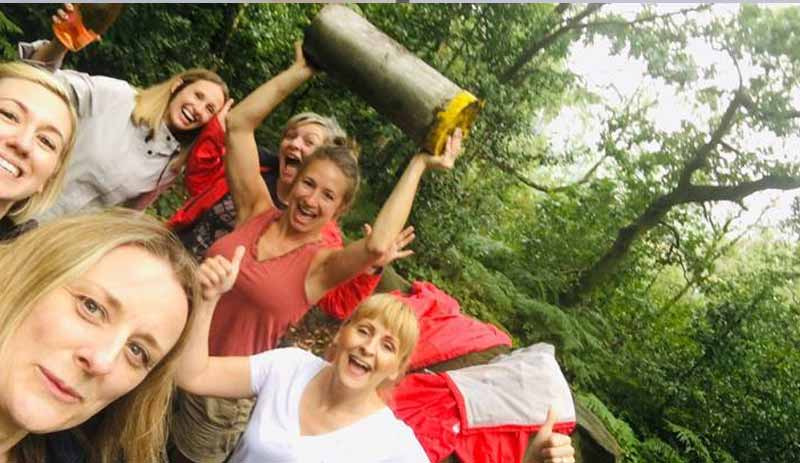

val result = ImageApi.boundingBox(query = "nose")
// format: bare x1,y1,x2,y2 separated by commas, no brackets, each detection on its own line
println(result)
75,333,127,376
359,335,379,356
8,124,34,157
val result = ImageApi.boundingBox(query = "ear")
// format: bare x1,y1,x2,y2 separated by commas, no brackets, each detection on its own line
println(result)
170,78,185,94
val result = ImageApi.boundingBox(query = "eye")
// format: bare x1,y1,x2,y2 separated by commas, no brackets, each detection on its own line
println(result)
324,191,335,201
76,295,107,321
207,104,215,114
383,342,396,353
0,108,19,123
127,342,151,368
303,178,314,187
357,326,370,335
37,134,57,152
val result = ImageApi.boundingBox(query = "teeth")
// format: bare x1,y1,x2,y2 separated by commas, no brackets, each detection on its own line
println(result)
350,356,371,371
0,157,20,177
182,107,196,123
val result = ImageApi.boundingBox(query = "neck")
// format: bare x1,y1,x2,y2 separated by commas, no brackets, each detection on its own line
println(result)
276,179,292,206
0,412,26,463
315,366,382,416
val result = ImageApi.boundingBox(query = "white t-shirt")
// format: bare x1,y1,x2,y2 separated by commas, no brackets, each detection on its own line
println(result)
228,348,429,463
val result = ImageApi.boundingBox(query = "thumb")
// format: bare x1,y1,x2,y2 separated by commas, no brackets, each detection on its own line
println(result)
540,406,558,435
230,245,246,276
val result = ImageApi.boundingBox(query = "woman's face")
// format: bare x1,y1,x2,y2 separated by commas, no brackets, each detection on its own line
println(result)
0,77,72,207
287,159,349,234
331,316,403,392
166,79,225,132
0,245,189,433
278,123,328,187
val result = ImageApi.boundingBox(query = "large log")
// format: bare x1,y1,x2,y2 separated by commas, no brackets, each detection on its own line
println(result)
303,5,481,156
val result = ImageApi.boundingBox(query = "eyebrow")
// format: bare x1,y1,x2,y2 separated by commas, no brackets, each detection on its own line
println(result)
1,98,67,146
71,279,166,357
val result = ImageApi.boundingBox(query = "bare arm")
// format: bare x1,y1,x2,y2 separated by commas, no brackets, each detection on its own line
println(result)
306,131,462,303
175,247,254,399
30,4,73,66
225,42,314,225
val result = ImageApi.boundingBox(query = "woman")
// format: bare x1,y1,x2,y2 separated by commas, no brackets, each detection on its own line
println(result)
180,250,428,462
0,61,77,240
0,209,200,463
18,5,229,219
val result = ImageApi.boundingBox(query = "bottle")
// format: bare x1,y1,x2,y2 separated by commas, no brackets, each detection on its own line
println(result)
53,4,124,52
304,5,481,156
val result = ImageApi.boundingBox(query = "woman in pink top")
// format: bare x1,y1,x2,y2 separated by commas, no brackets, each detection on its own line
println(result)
171,42,461,463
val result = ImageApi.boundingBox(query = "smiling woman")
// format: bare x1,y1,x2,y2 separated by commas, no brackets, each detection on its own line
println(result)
0,61,77,238
0,209,200,463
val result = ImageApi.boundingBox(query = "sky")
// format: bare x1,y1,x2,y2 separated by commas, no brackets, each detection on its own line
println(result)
545,3,799,234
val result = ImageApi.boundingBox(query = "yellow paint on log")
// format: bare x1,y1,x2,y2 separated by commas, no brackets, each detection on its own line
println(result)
426,91,482,156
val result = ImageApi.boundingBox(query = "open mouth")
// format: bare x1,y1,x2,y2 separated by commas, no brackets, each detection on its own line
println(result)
294,203,317,223
181,106,197,125
284,155,302,169
0,156,21,177
348,355,372,376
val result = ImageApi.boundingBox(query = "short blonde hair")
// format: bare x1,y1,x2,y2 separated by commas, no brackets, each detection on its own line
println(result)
132,68,228,142
0,209,200,463
284,111,346,144
339,294,420,375
0,61,78,223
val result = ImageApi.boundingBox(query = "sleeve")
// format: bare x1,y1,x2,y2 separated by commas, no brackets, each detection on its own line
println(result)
249,348,319,396
18,39,66,71
185,116,226,196
317,273,381,320
387,422,430,463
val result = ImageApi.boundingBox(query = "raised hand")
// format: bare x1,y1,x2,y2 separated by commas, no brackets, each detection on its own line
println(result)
364,223,416,269
52,3,74,28
198,245,245,303
527,407,576,463
291,40,317,79
421,128,463,171
216,98,234,132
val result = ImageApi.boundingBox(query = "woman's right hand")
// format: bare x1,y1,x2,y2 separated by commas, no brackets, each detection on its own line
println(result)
290,40,317,80
52,3,74,28
198,246,245,303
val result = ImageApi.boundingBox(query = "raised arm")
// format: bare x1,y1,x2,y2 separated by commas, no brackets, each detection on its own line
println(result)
306,130,462,303
225,42,314,225
175,246,253,399
28,4,75,68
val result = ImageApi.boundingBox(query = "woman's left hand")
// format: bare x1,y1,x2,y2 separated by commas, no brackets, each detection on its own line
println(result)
527,407,576,463
198,245,245,303
364,224,416,270
420,128,463,171
291,40,317,79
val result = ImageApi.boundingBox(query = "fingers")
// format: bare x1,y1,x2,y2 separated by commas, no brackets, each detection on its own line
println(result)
396,226,416,248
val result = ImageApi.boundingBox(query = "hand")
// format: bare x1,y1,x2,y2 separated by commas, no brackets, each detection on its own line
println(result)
527,407,575,463
198,246,245,303
52,3,74,28
420,128,463,171
290,40,317,79
216,98,234,133
364,224,415,269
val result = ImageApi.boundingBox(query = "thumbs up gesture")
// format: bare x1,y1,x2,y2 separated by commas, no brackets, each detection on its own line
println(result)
198,245,245,303
526,407,575,463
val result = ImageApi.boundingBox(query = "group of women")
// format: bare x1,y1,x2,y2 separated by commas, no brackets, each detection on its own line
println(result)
0,5,576,463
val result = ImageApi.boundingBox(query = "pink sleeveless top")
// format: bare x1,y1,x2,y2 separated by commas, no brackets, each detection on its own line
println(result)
207,208,324,356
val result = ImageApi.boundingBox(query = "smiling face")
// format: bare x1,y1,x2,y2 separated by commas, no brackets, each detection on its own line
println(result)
165,79,226,132
0,245,189,433
332,317,403,393
286,158,349,234
278,122,328,187
0,77,73,211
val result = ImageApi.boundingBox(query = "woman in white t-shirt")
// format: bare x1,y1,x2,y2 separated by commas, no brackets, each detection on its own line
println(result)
179,246,428,462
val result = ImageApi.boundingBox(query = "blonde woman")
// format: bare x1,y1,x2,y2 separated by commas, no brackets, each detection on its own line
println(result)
18,5,229,219
179,251,428,462
0,61,77,239
0,209,201,463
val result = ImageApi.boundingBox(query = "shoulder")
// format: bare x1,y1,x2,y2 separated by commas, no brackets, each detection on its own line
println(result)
374,410,428,462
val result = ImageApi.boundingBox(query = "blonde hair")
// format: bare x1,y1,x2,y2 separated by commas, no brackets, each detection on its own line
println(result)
132,68,228,142
337,294,420,376
0,61,78,223
284,111,346,144
0,209,201,463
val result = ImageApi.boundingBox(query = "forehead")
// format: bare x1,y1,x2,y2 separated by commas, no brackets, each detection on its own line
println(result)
182,79,225,105
303,159,350,193
0,78,73,139
80,246,189,351
353,316,398,340
288,122,328,139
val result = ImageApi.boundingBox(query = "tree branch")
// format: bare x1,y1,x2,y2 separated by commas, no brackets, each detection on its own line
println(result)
683,175,800,204
577,5,711,31
499,3,605,84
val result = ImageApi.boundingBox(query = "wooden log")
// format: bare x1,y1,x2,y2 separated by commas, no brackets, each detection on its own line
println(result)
304,5,481,155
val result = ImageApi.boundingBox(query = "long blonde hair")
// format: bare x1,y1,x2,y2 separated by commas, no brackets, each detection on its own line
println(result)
131,68,228,142
0,209,200,463
0,61,78,223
